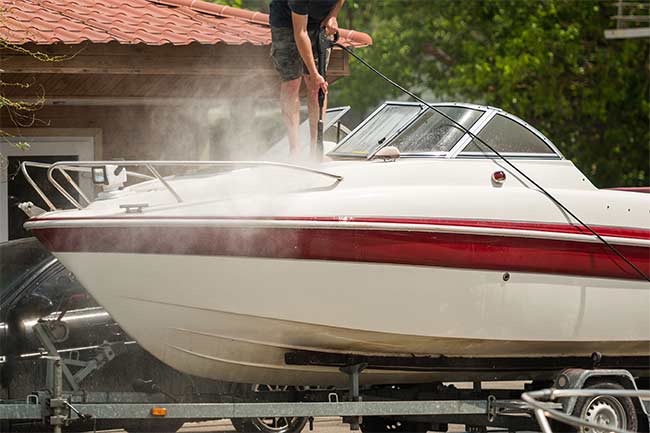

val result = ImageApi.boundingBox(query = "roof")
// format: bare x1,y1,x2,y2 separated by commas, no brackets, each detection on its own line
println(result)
0,0,372,47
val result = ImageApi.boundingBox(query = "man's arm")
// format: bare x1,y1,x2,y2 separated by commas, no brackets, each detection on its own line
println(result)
322,0,345,35
291,12,327,92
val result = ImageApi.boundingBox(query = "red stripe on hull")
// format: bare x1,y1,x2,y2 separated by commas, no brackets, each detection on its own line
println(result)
608,187,650,194
32,226,650,281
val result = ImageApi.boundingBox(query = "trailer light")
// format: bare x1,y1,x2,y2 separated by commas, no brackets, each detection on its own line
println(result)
491,170,506,184
92,166,107,185
150,407,167,417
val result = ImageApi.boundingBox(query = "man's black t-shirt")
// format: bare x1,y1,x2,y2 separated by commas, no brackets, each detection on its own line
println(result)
270,0,338,31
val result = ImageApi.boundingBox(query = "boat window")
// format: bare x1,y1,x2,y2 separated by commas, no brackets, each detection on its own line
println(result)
461,114,555,155
389,107,483,153
330,104,422,156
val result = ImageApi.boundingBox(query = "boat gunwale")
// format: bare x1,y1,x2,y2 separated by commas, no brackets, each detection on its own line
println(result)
25,216,650,247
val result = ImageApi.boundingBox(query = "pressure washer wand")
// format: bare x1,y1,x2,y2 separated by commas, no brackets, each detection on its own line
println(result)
315,29,339,160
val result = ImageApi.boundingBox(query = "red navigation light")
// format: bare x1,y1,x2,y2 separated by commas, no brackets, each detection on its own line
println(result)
492,171,506,184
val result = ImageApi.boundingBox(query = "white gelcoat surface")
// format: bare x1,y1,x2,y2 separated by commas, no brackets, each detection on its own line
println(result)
55,252,650,385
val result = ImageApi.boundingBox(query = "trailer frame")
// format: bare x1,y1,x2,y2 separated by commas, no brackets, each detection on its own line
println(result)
1,317,648,432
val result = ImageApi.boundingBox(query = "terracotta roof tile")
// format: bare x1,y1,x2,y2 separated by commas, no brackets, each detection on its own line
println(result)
0,0,372,47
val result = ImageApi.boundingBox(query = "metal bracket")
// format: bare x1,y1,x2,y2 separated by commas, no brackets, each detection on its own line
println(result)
340,363,367,402
36,323,81,392
50,357,66,433
339,363,367,430
34,321,126,392
120,203,149,214
486,395,497,423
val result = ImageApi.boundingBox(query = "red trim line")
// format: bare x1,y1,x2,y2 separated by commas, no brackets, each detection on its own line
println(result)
31,216,650,241
608,187,650,194
32,225,650,281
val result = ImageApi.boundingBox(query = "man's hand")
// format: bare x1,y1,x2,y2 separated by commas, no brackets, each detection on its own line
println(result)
310,72,328,95
322,0,344,36
322,16,339,36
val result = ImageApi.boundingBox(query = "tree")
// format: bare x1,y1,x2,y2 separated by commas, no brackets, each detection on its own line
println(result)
210,0,268,12
330,0,649,187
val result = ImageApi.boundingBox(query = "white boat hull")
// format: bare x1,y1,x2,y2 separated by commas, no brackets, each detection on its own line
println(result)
54,251,650,385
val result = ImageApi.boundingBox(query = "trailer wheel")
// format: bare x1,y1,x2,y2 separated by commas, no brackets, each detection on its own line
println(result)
360,416,427,433
125,419,185,433
572,382,638,432
231,415,308,433
229,384,308,433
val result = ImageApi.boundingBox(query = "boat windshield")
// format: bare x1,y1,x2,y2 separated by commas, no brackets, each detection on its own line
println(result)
330,104,423,157
329,103,484,158
389,107,483,154
328,102,561,159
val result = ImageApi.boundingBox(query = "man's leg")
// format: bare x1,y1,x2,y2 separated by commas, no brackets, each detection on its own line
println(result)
280,77,302,157
305,75,327,153
271,26,305,157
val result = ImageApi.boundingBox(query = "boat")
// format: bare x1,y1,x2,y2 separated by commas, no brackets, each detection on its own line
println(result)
20,102,650,386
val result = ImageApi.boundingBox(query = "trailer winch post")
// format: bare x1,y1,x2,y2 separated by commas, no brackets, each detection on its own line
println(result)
49,357,66,433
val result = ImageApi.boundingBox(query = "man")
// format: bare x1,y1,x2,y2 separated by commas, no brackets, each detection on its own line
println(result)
269,0,345,158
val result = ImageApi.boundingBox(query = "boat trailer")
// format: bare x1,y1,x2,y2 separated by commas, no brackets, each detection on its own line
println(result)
1,327,649,433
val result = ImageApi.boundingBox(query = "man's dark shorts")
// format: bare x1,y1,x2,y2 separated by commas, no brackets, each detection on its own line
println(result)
271,27,331,82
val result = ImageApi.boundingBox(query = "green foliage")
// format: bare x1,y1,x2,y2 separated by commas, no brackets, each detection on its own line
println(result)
330,0,650,187
207,0,268,12
210,0,242,7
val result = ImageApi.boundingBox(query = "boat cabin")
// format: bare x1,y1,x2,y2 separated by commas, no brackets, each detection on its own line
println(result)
328,102,564,160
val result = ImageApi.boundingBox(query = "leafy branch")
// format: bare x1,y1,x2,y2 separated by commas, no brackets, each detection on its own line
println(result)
0,39,68,62
0,42,67,150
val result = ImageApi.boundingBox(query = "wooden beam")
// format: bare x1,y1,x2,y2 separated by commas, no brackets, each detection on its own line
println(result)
16,96,228,106
605,27,650,39
0,55,277,75
2,72,346,101
0,42,350,76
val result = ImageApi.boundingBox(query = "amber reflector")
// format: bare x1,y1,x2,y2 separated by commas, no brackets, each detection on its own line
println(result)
150,407,168,417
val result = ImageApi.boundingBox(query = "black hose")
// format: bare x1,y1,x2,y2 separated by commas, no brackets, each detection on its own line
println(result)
334,42,650,283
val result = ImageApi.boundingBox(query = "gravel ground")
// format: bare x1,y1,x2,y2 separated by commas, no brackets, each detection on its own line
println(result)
184,417,468,433
85,417,474,433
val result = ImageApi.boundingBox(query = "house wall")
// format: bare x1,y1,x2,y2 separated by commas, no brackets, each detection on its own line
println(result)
0,41,351,160
1,104,210,161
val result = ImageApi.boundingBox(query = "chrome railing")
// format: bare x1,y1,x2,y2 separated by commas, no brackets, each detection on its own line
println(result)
20,161,154,211
523,388,650,433
21,160,343,211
